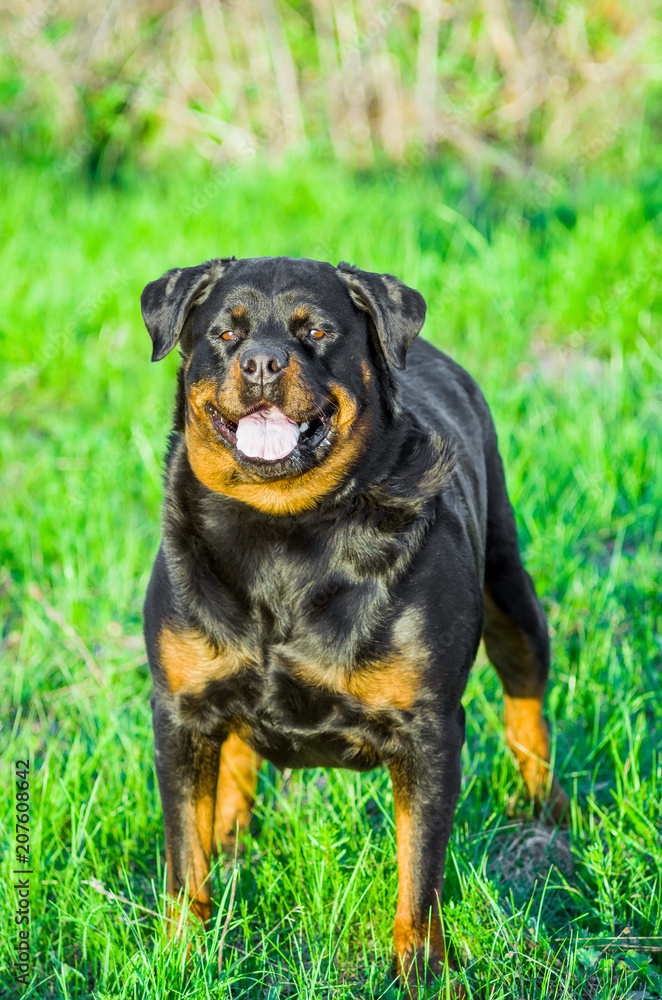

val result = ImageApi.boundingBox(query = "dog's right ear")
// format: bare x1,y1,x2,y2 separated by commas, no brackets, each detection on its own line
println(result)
140,258,234,361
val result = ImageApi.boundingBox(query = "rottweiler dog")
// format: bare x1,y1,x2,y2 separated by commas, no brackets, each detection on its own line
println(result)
141,255,567,988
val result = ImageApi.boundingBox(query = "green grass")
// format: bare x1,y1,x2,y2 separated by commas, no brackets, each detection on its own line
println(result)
1,157,661,999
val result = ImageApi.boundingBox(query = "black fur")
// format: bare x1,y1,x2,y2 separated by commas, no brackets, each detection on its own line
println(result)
140,255,563,985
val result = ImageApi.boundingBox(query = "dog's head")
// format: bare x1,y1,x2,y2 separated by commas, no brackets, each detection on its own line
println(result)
141,256,426,514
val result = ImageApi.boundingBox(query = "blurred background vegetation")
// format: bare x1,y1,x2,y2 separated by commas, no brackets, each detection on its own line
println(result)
2,0,662,183
2,4,662,998
2,0,662,364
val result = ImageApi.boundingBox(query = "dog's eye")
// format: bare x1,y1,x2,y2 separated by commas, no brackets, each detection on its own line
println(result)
219,331,236,341
308,329,326,340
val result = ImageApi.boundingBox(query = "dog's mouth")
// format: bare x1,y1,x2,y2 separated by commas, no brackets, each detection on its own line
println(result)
207,402,337,468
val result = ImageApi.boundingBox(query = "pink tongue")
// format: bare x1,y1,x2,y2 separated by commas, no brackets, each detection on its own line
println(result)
235,406,300,461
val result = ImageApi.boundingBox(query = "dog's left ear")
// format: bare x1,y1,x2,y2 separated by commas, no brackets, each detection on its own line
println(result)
141,258,234,362
336,262,426,370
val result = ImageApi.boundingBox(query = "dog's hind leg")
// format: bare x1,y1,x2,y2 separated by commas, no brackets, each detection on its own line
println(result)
482,441,568,822
213,734,261,855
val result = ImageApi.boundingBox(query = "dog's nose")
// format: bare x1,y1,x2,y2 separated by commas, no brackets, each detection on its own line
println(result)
239,346,289,385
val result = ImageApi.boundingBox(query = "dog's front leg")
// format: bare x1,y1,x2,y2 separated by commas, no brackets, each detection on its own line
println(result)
214,733,261,855
152,696,220,931
389,704,465,991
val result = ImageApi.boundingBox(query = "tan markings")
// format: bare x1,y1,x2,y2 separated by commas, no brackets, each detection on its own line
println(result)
359,359,372,386
231,304,247,320
214,734,261,853
277,354,316,413
286,606,425,711
395,909,447,980
187,374,218,414
483,590,568,819
185,372,368,515
391,777,415,960
287,651,421,712
503,695,568,820
350,606,426,710
185,370,248,502
503,694,551,795
345,654,419,710
191,787,215,924
389,768,447,981
213,353,315,425
290,306,309,322
166,791,216,932
158,625,252,695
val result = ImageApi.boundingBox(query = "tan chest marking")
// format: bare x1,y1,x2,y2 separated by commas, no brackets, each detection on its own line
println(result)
158,625,253,696
185,374,368,515
288,657,420,711
288,608,427,712
344,654,420,710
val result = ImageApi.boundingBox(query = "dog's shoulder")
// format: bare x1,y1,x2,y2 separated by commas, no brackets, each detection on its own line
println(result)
399,338,494,445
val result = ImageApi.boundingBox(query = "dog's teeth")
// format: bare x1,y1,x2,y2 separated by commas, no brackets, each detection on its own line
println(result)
299,422,309,433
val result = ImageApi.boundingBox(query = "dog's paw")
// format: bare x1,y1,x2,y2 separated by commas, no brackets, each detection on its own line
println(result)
507,775,571,827
391,948,467,998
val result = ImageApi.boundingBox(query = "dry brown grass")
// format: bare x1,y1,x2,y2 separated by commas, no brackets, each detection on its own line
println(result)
2,0,660,173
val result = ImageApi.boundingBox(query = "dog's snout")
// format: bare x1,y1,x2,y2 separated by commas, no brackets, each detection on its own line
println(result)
240,346,289,385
